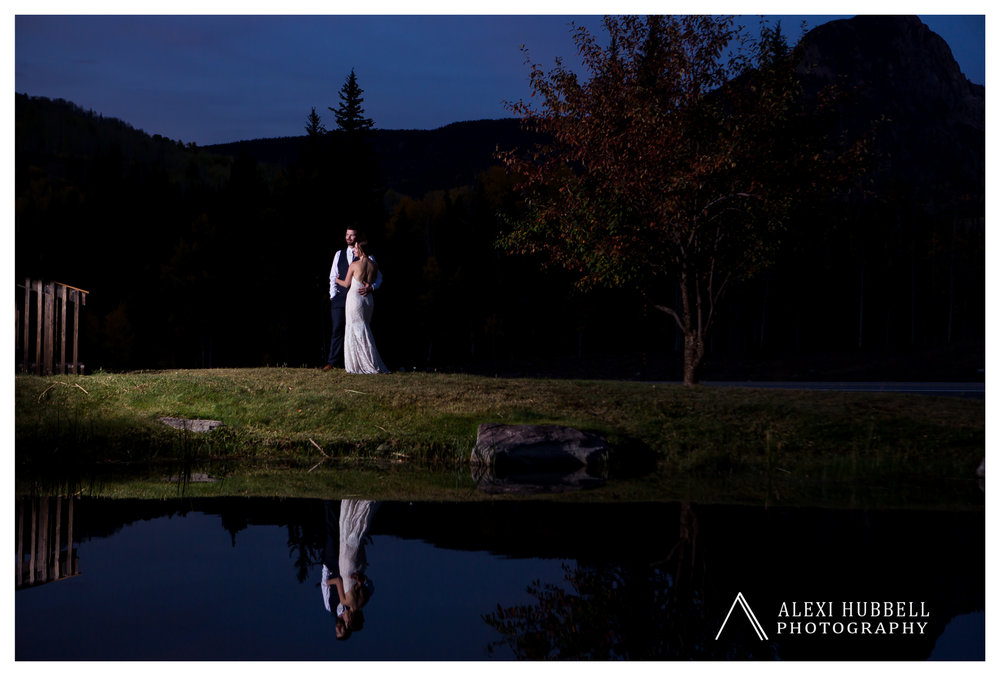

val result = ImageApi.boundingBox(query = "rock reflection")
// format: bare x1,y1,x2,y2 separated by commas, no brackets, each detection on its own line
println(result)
320,500,380,641
473,466,607,494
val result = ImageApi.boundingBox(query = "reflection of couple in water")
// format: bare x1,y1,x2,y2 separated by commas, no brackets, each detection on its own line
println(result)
321,499,380,640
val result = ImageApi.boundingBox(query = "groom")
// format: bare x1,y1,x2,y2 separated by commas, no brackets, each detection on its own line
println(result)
324,227,382,370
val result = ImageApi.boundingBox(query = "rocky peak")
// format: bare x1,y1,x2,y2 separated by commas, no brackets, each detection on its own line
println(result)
795,15,984,210
797,15,983,130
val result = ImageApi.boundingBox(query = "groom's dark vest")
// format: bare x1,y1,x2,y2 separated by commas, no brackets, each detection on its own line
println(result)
332,247,351,307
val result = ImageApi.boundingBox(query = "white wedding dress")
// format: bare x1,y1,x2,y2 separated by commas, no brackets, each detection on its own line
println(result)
339,499,378,593
344,278,389,374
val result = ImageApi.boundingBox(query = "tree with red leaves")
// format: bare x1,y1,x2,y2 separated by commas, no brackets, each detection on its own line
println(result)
501,16,826,384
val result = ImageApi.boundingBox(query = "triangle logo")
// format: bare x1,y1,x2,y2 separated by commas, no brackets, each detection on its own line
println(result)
715,592,769,641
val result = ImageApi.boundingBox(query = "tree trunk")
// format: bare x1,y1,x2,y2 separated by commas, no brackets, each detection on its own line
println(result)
682,332,704,386
655,275,708,385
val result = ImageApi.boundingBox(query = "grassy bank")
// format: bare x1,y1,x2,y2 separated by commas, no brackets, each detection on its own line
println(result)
14,368,984,507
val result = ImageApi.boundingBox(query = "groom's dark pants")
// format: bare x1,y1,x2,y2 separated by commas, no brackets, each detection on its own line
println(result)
327,296,347,367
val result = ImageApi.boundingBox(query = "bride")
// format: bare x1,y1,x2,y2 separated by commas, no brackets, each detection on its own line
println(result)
335,241,390,374
321,499,380,640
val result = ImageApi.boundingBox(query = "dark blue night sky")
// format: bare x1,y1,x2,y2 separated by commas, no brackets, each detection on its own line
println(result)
13,10,987,146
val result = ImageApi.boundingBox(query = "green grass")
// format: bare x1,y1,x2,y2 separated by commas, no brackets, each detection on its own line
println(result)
14,368,985,508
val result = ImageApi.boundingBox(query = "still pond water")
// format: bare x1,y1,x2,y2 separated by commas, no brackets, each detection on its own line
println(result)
16,497,984,660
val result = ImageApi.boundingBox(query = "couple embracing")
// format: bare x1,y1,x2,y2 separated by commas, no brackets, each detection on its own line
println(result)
321,499,379,641
323,227,390,374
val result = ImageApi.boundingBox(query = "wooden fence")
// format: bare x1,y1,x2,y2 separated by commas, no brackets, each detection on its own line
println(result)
16,496,80,590
16,278,88,375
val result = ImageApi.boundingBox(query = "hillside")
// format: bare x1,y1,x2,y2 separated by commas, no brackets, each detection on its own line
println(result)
204,118,534,197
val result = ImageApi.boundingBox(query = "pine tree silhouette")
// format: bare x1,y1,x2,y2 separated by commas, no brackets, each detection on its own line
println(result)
330,69,374,133
304,107,326,136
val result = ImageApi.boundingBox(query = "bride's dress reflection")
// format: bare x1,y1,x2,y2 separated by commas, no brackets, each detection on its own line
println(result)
320,499,380,640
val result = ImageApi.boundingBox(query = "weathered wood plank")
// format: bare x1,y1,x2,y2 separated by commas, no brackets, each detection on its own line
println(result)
59,285,68,374
37,497,49,581
43,282,54,375
71,290,80,374
16,502,24,586
34,280,42,375
21,278,30,371
66,498,75,576
53,497,62,580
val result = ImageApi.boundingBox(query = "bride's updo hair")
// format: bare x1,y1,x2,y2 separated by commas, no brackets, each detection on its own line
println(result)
354,240,370,258
346,580,372,610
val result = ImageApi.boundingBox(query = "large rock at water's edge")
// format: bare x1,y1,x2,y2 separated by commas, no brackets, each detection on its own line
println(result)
471,423,609,473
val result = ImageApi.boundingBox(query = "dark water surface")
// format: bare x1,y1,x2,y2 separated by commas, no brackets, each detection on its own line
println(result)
15,497,984,660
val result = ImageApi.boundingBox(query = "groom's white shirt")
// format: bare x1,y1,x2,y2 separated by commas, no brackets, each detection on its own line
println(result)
329,248,383,299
